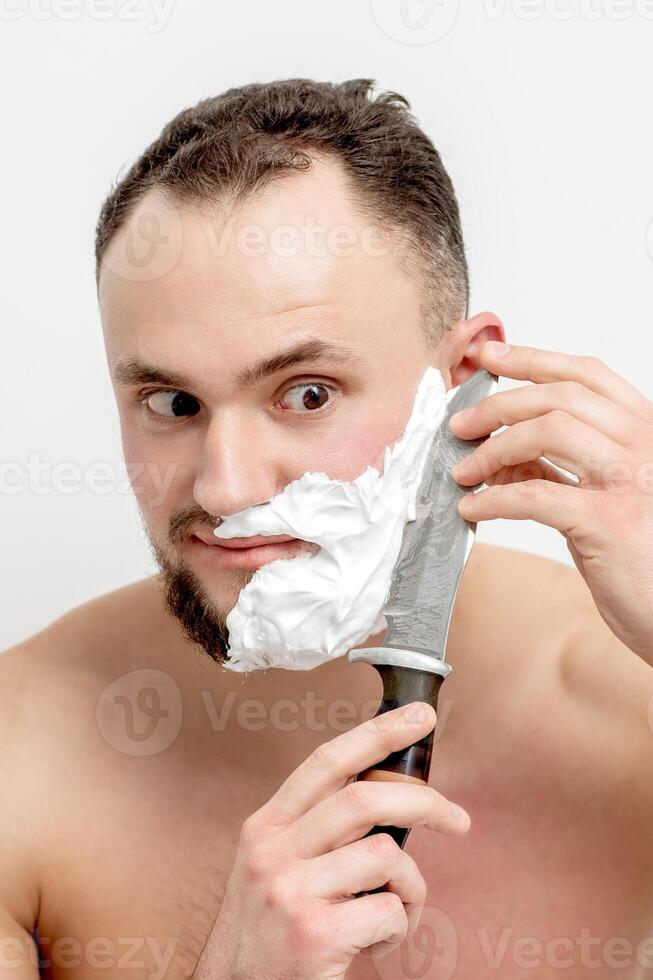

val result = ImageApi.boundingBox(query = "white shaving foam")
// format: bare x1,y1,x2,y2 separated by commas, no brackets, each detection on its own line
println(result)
214,365,457,672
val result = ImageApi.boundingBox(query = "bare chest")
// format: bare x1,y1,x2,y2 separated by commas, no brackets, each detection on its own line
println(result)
38,714,653,980
347,798,652,979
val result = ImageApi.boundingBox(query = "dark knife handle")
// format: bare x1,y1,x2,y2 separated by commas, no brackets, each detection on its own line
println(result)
355,663,446,850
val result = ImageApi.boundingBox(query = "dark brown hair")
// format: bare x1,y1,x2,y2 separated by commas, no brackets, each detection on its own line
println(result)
95,78,469,342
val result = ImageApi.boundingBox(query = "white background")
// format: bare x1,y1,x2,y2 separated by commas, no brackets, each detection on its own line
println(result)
1,0,652,649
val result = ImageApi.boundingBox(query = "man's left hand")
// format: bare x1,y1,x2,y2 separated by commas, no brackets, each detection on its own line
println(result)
450,341,653,661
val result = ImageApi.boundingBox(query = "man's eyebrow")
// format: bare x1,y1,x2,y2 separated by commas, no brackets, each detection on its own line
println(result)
112,338,365,391
234,338,364,386
113,360,191,389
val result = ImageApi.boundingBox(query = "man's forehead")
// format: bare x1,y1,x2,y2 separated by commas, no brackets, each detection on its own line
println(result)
99,157,423,374
99,155,410,311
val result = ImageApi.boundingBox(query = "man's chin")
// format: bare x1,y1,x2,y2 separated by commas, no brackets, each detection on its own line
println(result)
156,555,244,666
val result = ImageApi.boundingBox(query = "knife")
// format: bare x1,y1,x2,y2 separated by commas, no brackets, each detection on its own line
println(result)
347,367,498,849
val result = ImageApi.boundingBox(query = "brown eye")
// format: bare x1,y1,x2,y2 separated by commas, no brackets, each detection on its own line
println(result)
279,383,333,413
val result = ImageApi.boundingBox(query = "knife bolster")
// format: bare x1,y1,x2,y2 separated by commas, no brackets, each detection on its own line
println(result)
348,647,452,677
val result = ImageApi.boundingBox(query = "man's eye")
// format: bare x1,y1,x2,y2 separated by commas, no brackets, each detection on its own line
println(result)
278,383,335,413
143,389,200,418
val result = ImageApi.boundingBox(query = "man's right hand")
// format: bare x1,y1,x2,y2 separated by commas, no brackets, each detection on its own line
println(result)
192,700,470,980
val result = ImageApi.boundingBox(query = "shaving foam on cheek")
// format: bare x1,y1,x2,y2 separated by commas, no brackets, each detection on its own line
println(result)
214,365,457,672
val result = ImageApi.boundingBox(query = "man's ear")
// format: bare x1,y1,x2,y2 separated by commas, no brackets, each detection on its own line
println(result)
442,312,505,387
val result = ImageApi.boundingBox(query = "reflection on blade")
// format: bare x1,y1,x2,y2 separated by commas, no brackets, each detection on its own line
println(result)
382,368,497,660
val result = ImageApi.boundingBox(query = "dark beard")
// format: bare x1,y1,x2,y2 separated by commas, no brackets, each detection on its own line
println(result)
142,506,253,667
147,532,234,665
160,559,231,665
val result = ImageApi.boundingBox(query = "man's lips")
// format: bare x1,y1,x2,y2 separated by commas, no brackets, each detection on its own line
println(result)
186,532,314,572
191,532,298,550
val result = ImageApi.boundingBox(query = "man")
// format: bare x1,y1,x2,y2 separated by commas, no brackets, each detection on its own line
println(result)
2,78,653,979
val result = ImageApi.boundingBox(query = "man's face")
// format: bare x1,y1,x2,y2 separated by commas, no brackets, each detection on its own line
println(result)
99,155,449,661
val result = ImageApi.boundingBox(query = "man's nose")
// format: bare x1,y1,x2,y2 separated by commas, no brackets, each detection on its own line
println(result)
192,412,281,518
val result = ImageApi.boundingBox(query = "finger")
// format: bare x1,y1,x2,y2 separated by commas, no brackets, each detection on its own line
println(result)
451,412,622,486
485,457,577,488
259,702,437,827
305,833,427,911
326,890,410,957
290,779,470,858
479,343,653,423
450,381,644,447
457,479,601,535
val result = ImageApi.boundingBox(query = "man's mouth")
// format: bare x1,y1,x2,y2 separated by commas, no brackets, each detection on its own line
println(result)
187,532,313,571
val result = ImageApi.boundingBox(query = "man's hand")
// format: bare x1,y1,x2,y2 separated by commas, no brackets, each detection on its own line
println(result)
449,341,653,661
192,701,470,980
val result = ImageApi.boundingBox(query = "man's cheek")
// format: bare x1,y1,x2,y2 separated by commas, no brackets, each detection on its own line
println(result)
316,422,403,482
125,456,185,511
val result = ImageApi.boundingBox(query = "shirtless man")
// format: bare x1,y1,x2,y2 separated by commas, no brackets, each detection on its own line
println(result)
2,78,653,980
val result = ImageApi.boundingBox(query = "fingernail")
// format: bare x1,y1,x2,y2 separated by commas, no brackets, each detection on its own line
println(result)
449,802,470,827
402,701,430,724
484,341,510,357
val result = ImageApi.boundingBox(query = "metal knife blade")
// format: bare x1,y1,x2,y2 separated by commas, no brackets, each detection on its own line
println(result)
349,367,497,674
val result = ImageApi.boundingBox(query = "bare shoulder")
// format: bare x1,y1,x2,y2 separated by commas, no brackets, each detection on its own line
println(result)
3,575,180,682
458,541,652,678
0,575,168,727
0,575,183,791
464,539,593,604
466,541,651,656
459,544,653,792
0,577,179,929
452,541,595,663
